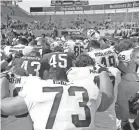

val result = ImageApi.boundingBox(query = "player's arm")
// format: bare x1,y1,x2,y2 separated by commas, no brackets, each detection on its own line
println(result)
1,76,28,116
0,75,10,99
97,71,114,112
1,96,28,116
115,84,129,121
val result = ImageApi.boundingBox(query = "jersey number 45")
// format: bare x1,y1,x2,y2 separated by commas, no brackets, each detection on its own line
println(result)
49,54,67,68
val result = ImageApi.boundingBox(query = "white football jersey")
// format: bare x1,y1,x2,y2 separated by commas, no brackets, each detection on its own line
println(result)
3,46,11,57
118,49,133,63
4,45,25,57
19,76,101,130
118,49,139,73
88,48,118,67
94,67,121,130
1,76,33,130
67,66,98,82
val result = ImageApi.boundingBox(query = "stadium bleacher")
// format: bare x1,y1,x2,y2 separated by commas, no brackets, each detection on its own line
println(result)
1,1,139,31
1,4,34,23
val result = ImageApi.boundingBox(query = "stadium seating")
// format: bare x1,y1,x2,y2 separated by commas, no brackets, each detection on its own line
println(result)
1,4,34,23
1,3,139,30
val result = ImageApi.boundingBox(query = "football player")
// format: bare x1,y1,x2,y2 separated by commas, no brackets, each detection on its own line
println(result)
119,47,139,129
87,40,118,67
64,39,85,58
12,47,41,76
39,41,74,79
94,66,128,130
1,69,33,130
67,53,115,111
117,39,135,73
67,53,128,130
1,58,113,130
74,40,85,58
118,47,139,75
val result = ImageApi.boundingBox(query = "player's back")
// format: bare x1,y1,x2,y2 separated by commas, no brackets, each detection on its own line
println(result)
88,48,118,67
94,67,121,130
19,76,101,130
12,52,41,76
41,52,73,79
1,75,33,130
67,66,98,82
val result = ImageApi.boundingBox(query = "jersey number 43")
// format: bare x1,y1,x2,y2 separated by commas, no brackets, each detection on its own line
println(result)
21,61,41,76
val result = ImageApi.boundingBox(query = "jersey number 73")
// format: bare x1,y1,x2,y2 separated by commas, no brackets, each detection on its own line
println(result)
43,86,91,129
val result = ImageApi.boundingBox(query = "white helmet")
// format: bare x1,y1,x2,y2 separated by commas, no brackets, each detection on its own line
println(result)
87,29,100,41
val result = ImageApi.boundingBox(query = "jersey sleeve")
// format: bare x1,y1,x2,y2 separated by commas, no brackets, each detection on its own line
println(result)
118,51,131,63
18,77,41,111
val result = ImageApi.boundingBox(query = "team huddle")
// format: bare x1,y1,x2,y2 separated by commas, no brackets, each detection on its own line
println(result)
0,30,139,130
